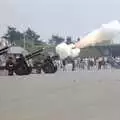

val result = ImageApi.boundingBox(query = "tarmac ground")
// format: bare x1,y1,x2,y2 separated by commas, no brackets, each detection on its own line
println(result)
0,69,120,120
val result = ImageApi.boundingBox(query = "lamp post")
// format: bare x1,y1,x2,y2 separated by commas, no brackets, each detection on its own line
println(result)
24,33,26,49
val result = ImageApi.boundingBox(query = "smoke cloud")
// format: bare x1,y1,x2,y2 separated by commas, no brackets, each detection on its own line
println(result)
75,20,120,48
56,43,80,59
56,20,120,59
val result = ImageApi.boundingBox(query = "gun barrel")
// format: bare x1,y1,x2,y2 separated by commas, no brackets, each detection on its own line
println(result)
25,48,44,60
0,45,11,55
0,50,8,55
0,46,9,52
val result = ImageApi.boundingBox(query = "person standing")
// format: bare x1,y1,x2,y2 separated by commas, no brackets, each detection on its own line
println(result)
62,59,66,71
5,57,15,76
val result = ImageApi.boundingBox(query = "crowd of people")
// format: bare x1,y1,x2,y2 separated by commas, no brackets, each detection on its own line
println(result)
54,57,111,71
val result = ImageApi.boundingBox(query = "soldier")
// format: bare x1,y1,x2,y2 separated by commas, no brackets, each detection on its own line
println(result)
62,59,66,71
87,58,91,70
42,56,56,73
45,56,53,64
72,60,75,71
98,57,103,70
5,56,15,76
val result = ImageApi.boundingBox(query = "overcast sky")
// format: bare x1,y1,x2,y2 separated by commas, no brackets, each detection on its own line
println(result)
0,0,120,40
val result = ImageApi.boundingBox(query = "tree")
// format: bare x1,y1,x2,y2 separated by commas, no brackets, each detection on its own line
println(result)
77,37,80,42
2,26,23,44
24,28,41,47
66,36,72,44
24,28,40,42
49,35,64,45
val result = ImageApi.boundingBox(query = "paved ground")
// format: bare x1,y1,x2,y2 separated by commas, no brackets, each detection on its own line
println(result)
0,69,120,120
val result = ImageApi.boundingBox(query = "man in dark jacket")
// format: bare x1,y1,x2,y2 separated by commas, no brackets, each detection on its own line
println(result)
5,57,15,76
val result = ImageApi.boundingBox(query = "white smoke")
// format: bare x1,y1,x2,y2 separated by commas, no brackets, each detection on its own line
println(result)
56,43,80,59
75,20,120,48
56,20,120,59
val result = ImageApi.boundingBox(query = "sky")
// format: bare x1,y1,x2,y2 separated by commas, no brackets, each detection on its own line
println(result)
0,0,120,40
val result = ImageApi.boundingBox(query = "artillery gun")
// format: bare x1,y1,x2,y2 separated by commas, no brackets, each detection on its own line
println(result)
14,48,43,75
0,46,11,55
0,46,58,75
30,48,58,74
